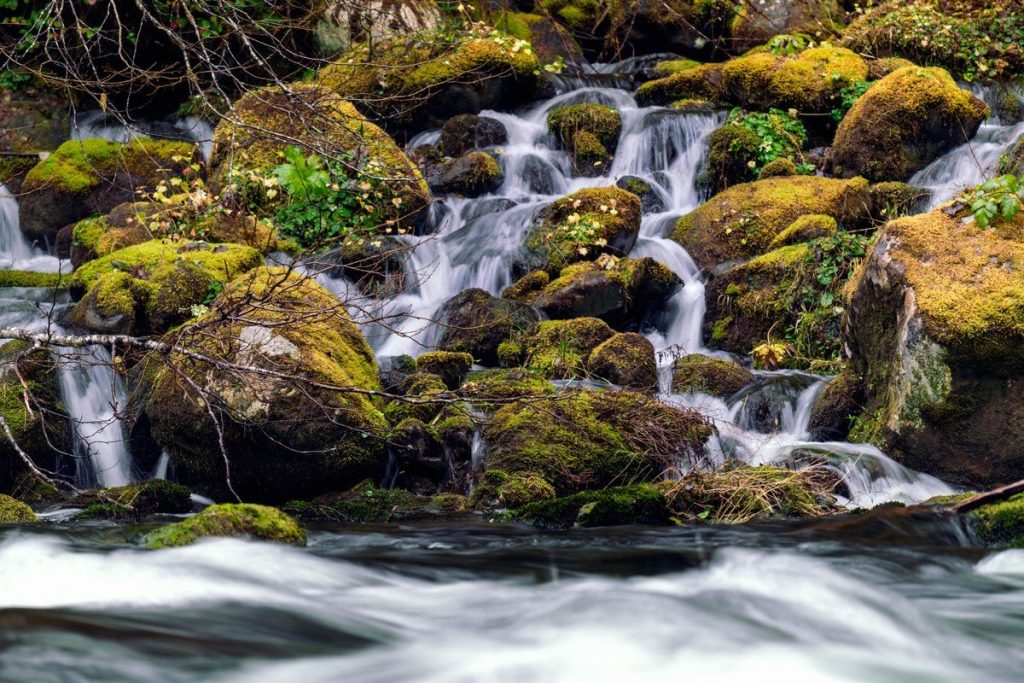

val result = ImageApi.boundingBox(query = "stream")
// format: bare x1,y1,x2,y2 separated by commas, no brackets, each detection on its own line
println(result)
1,63,1023,682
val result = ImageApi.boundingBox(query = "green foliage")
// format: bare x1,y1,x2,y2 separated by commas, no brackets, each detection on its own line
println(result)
830,80,873,122
766,34,809,56
725,108,808,175
270,146,383,248
0,68,31,90
962,175,1024,229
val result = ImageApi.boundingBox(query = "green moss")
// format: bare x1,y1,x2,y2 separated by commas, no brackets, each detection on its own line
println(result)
672,175,870,270
514,484,671,528
586,332,658,390
523,186,642,273
636,63,725,106
71,216,108,252
470,469,556,509
416,351,474,389
968,494,1024,548
484,389,711,495
769,214,838,249
547,104,622,174
502,270,549,301
759,157,799,178
24,137,193,194
653,59,702,77
0,270,67,288
0,494,37,523
520,317,615,379
385,373,448,424
144,503,306,549
458,368,555,407
671,354,752,396
831,66,989,182
74,480,192,520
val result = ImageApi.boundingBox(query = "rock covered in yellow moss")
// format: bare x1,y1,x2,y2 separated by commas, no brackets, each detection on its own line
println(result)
208,83,430,232
547,104,622,177
143,267,389,503
671,354,752,397
672,175,870,271
846,207,1024,488
318,27,540,134
19,137,197,242
586,332,658,390
831,66,988,182
0,494,36,523
144,503,305,549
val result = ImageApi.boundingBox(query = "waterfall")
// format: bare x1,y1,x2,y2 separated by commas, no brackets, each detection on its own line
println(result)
912,83,1024,209
72,110,215,161
0,183,63,272
54,345,133,488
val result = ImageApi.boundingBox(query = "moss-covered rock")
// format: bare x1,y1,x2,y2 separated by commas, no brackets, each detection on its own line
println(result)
671,354,752,397
285,480,469,522
144,503,306,549
19,137,196,243
68,239,262,335
866,56,915,80
0,342,73,493
808,370,863,441
704,110,806,192
547,104,622,176
514,483,672,528
638,45,867,113
0,270,67,288
868,181,929,221
319,27,540,134
457,368,555,407
73,480,192,520
615,175,664,213
416,351,474,390
0,494,36,523
208,83,430,232
493,11,584,65
426,151,503,196
846,207,1024,488
652,59,702,77
519,186,642,275
672,175,870,271
384,373,448,425
967,494,1024,549
470,469,557,509
768,214,837,249
483,388,711,496
587,332,658,390
831,67,988,182
704,234,867,365
519,317,616,379
144,267,388,503
313,235,407,298
437,288,542,365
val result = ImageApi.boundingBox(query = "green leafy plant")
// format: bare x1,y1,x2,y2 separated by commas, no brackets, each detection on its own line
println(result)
962,175,1024,228
726,108,808,175
766,34,810,56
829,80,873,122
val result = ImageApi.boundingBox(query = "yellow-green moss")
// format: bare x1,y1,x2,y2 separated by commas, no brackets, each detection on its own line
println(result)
831,66,989,182
416,351,474,389
470,469,557,509
457,368,555,407
524,186,642,273
513,483,671,527
653,59,702,77
586,332,658,390
0,270,67,288
24,138,193,194
671,354,752,396
520,317,615,379
0,494,36,523
968,493,1024,548
144,503,306,549
636,63,725,106
548,104,622,174
672,175,870,269
769,214,838,248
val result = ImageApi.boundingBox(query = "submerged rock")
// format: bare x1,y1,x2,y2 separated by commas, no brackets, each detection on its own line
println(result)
830,67,988,182
144,503,306,549
846,208,1024,488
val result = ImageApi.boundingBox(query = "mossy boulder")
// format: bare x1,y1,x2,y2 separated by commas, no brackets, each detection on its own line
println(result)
74,480,192,520
19,138,196,243
144,267,388,503
547,104,622,177
703,235,866,365
208,83,430,232
319,27,539,135
416,351,474,390
285,480,469,522
493,11,584,65
846,207,1024,488
615,175,664,213
672,175,870,271
866,56,915,80
587,333,658,391
470,469,557,510
518,317,616,379
671,354,752,397
506,257,680,326
425,151,503,197
0,342,73,492
439,114,507,157
457,368,555,406
704,111,806,192
967,494,1024,549
514,483,672,528
384,373,448,425
483,388,711,497
652,59,702,77
144,503,306,549
758,157,799,179
519,186,642,275
831,67,988,182
313,235,407,298
868,182,929,221
68,239,262,335
638,45,867,113
768,214,837,249
0,270,66,288
0,494,36,523
437,288,542,365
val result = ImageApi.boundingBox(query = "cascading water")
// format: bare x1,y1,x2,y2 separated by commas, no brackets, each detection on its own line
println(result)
0,183,64,272
912,83,1024,209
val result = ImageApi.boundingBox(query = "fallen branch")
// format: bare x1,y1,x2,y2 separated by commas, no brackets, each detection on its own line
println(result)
952,479,1024,514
